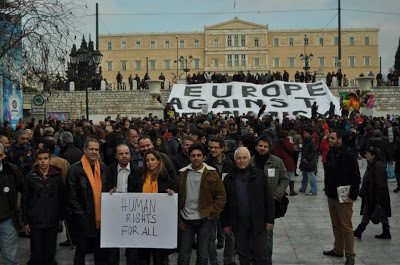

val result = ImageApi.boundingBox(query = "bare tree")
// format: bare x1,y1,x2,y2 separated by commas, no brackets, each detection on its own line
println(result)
0,0,86,88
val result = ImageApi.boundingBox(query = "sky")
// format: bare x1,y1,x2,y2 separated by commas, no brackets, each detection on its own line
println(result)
75,0,400,76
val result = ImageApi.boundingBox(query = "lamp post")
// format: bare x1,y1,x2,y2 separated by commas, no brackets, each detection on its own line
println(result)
299,35,313,83
180,55,193,79
69,46,103,121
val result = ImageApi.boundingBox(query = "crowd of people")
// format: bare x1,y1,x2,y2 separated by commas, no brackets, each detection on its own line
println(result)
0,107,397,265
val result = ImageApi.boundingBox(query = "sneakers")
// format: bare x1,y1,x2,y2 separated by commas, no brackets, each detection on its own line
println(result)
306,192,317,196
393,187,400,193
323,250,343,257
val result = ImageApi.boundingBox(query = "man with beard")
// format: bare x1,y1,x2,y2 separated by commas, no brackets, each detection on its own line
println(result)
124,128,139,158
323,130,360,265
7,129,35,176
172,136,194,172
250,136,288,265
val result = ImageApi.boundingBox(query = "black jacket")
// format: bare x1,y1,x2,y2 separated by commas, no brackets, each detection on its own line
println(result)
104,131,124,165
172,151,190,173
60,143,83,165
300,136,317,171
108,160,142,192
66,160,111,238
0,162,23,230
221,165,274,236
131,169,175,193
22,165,64,228
131,151,177,181
359,160,391,217
325,144,360,200
204,155,234,177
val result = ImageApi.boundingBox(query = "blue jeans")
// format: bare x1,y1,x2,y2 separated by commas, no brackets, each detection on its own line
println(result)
300,171,317,194
267,229,273,265
223,232,235,264
179,219,213,265
208,220,218,265
0,218,18,265
209,220,235,265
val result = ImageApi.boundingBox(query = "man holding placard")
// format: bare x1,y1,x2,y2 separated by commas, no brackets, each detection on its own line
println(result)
177,143,226,265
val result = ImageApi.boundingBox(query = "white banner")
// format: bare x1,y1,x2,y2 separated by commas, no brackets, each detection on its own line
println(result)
168,81,341,118
100,193,178,248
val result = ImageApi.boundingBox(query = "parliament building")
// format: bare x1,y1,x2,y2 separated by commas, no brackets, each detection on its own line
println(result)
99,17,379,88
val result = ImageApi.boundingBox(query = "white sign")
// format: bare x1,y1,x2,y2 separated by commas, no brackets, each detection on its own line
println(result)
100,193,178,248
168,81,341,118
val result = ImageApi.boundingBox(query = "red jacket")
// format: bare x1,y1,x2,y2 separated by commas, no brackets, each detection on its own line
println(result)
320,137,330,163
273,138,296,172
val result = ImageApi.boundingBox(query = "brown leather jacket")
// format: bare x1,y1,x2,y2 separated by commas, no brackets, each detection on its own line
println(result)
177,164,226,221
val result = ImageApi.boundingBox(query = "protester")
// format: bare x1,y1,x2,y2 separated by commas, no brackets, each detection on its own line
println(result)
299,127,317,195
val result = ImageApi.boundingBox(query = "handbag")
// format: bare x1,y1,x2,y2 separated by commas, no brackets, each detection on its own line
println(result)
274,195,289,218
387,164,395,179
370,203,385,224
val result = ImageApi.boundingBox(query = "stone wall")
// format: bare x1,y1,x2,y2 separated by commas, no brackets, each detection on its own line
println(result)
23,86,400,123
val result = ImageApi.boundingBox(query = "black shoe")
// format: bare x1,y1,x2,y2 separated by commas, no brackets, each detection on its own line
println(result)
394,187,400,193
59,239,71,247
353,223,367,239
19,232,30,238
295,172,299,176
224,263,237,265
323,250,343,257
217,240,224,249
375,226,391,239
345,257,355,265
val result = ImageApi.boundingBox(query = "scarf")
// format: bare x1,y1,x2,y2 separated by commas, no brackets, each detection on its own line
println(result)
254,152,270,170
81,155,102,229
142,172,158,193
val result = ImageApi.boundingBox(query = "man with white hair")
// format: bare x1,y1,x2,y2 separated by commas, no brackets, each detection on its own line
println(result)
221,147,275,265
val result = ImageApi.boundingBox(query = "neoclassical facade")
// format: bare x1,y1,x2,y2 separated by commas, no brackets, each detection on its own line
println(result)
99,17,379,88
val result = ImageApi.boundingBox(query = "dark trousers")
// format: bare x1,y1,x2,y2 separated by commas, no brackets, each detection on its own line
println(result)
74,230,120,265
28,227,58,265
235,226,268,265
293,151,300,171
139,249,169,265
126,248,139,265
178,218,213,265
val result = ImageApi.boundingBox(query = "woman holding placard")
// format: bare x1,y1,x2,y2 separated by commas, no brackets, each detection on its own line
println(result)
134,149,176,265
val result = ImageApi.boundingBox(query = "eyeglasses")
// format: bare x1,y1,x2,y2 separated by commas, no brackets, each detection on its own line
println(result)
208,146,221,150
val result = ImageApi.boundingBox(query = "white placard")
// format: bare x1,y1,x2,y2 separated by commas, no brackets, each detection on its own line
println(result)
100,193,178,248
168,81,341,118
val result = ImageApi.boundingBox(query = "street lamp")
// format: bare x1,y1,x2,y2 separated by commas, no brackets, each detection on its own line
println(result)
299,35,313,83
180,55,193,79
69,46,103,121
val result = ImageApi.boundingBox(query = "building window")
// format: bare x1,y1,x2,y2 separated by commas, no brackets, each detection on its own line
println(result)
194,39,200,48
227,55,232,66
234,54,239,66
213,59,219,67
334,37,339,46
150,40,156,49
135,60,141,70
288,57,295,68
234,35,239,47
107,41,112,50
227,35,232,47
241,35,246,46
179,40,185,48
150,60,156,70
319,57,325,67
334,57,339,67
164,60,170,70
304,36,309,46
165,40,170,49
273,58,280,68
179,61,184,69
254,38,259,47
289,37,294,46
364,56,370,66
121,61,127,71
365,36,370,45
136,41,141,49
214,39,219,47
194,59,200,69
254,58,260,67
273,38,279,47
107,61,113,71
349,56,355,67
121,41,126,50
349,36,355,45
319,37,324,46
241,55,246,66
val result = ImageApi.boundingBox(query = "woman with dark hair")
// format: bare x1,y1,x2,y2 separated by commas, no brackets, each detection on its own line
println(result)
33,126,44,147
154,135,168,154
248,127,258,137
134,149,175,265
353,146,391,239
290,126,303,176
